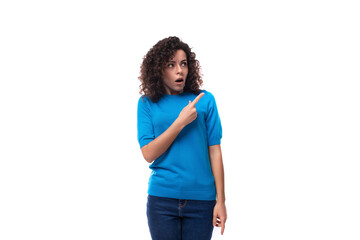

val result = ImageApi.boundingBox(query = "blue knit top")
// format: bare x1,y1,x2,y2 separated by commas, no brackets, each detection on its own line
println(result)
137,90,222,200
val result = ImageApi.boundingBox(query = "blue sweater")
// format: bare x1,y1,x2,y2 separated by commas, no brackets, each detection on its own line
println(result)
137,90,222,200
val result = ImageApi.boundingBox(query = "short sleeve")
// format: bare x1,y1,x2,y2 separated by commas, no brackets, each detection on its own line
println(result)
137,96,155,149
205,92,222,146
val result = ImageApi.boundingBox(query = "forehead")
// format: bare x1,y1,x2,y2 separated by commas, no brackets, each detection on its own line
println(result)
169,49,187,61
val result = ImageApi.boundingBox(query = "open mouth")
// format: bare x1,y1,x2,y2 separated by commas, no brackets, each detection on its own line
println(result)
175,78,184,83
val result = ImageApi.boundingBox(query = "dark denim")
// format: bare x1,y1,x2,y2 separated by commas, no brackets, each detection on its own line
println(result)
147,194,216,240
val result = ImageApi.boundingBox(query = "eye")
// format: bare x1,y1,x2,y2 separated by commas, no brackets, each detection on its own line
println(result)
181,62,187,67
167,63,174,68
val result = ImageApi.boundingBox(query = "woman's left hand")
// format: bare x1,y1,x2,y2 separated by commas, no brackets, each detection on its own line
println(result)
213,201,227,235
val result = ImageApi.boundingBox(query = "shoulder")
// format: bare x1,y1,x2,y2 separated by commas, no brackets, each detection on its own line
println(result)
200,89,216,102
138,95,152,103
138,95,153,109
200,89,214,96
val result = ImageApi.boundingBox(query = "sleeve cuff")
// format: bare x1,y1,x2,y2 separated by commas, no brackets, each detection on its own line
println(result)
139,138,153,149
208,138,221,146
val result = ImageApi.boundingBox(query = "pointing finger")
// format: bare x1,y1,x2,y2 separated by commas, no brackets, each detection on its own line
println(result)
221,222,225,235
191,92,205,106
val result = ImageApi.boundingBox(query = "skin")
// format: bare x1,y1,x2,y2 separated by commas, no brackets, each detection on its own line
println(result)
141,49,227,234
161,49,188,95
209,144,227,235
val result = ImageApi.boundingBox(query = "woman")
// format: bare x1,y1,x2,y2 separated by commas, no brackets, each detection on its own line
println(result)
137,36,227,240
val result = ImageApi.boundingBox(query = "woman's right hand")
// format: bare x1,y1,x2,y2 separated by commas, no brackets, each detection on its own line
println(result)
176,92,205,127
141,92,205,163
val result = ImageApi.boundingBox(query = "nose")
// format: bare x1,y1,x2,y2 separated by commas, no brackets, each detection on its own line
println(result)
176,64,182,74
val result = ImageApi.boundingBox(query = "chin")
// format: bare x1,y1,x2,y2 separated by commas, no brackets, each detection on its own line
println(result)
169,88,184,95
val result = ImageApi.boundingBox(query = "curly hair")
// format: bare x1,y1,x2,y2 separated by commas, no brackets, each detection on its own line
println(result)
138,36,203,102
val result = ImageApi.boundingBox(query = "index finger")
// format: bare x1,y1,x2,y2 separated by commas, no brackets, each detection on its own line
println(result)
191,92,205,106
221,222,225,235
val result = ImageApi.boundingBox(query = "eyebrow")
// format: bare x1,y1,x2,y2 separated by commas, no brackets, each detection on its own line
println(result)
168,59,187,63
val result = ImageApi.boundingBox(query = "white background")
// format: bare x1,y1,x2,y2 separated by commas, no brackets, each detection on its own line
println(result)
1,0,359,239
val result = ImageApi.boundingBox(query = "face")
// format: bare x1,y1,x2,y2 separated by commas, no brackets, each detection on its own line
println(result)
161,49,188,95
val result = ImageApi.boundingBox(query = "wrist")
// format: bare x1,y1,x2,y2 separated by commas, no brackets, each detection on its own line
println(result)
174,118,185,129
216,196,226,204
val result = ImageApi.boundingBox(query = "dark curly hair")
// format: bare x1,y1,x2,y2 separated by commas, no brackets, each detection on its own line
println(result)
138,36,203,102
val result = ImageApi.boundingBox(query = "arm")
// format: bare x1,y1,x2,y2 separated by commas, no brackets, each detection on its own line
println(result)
141,93,205,163
141,119,185,163
209,144,227,235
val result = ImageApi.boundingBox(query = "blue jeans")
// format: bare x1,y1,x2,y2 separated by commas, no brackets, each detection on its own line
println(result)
147,194,216,240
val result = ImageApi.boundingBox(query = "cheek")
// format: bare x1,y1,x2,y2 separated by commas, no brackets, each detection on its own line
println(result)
162,71,171,81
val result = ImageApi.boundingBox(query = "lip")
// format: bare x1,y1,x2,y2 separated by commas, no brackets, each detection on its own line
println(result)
175,78,184,84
